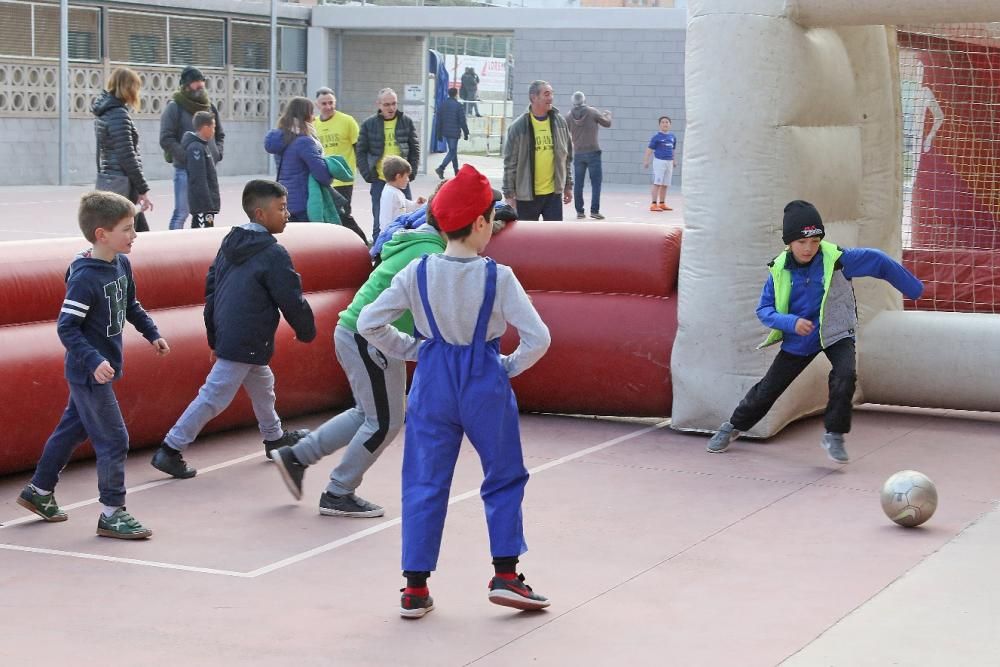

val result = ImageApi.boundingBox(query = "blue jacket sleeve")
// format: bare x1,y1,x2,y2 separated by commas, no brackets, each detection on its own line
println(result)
840,248,924,300
263,246,316,343
121,258,160,342
756,274,800,333
300,137,333,186
186,143,210,214
58,277,106,375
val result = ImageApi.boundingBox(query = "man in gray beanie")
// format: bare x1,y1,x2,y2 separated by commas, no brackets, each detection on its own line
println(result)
564,91,612,220
159,65,225,230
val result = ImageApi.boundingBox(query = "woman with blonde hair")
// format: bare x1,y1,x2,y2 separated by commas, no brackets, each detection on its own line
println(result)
93,67,153,231
264,96,335,222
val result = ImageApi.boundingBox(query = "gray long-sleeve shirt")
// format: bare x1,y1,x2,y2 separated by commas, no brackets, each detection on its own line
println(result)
356,254,550,377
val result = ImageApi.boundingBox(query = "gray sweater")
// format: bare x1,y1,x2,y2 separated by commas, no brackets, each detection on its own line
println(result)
356,254,550,378
564,105,612,154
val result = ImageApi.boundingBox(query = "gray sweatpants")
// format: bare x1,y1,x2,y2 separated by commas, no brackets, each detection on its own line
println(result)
165,358,284,450
291,324,406,496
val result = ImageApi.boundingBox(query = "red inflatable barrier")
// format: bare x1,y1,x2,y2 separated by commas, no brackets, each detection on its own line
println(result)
0,221,682,476
488,221,680,417
0,225,371,474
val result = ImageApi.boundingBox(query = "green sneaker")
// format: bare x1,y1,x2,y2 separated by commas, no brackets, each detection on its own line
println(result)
96,508,152,540
17,485,68,522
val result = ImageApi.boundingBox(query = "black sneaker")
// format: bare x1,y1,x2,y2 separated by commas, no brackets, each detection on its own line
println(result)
264,429,309,460
150,445,197,478
434,166,445,180
488,573,550,611
16,485,68,522
400,588,434,619
273,446,307,500
318,491,385,518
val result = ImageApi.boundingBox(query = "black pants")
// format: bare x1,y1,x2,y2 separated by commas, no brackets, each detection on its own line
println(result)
730,337,857,434
515,193,563,221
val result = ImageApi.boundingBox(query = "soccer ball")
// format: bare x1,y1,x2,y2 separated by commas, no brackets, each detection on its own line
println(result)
880,470,938,527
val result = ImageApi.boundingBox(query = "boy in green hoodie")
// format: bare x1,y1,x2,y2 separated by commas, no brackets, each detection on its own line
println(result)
270,195,447,517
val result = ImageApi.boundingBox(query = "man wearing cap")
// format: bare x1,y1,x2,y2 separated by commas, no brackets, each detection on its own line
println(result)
502,80,573,221
160,65,225,230
564,91,612,220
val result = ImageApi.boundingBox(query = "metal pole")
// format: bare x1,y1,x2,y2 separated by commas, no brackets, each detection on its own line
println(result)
268,0,278,176
58,0,69,185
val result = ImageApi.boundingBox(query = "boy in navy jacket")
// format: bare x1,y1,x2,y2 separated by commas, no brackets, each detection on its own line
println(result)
18,192,170,539
151,180,316,478
182,110,221,228
707,201,924,463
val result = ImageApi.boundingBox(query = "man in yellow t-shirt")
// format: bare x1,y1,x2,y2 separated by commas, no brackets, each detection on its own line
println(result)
314,87,359,209
501,80,573,221
356,88,421,237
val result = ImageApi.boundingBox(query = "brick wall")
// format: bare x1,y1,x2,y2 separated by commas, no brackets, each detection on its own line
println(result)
512,28,685,186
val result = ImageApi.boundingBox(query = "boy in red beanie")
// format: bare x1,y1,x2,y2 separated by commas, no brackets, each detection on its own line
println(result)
357,164,552,619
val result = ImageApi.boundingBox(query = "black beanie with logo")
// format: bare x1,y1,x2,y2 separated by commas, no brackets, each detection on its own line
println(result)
782,200,825,245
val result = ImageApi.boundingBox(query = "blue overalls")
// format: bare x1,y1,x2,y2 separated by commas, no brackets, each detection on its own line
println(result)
402,256,530,572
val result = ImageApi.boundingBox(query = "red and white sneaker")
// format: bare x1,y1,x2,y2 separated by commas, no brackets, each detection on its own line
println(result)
487,574,551,610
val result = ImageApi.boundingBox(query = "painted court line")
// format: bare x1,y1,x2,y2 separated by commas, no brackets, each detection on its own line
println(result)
0,421,669,577
0,451,263,529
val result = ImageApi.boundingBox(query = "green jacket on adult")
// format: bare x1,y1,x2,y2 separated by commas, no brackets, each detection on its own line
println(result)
355,110,420,183
502,105,573,201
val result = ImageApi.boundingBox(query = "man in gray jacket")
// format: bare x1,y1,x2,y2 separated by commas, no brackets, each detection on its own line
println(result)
565,91,612,220
159,66,225,230
502,80,572,221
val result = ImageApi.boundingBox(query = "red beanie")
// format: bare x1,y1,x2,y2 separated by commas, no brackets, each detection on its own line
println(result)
430,164,501,232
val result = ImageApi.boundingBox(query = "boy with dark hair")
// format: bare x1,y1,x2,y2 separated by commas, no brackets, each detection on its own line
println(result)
151,180,316,478
357,164,551,618
378,155,425,236
17,191,170,539
183,110,221,228
706,200,924,463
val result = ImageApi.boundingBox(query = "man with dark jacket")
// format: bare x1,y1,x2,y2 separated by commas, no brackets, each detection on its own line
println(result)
460,66,482,117
434,87,470,180
502,80,573,221
356,88,420,237
159,66,225,230
151,180,315,479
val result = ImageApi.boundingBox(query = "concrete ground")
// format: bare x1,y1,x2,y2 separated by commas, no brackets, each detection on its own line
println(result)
2,159,998,665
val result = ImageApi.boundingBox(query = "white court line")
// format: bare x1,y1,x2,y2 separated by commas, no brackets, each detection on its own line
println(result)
0,451,263,529
1,421,669,577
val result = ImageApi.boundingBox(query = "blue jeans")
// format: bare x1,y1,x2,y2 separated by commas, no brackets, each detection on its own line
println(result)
32,382,130,507
169,167,189,230
573,150,603,215
437,137,460,175
369,179,412,239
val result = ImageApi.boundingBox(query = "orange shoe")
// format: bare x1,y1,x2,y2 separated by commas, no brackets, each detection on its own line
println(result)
649,203,661,212
659,203,673,211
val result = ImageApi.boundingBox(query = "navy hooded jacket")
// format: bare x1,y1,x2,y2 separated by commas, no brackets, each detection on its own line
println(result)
205,225,316,364
58,251,160,385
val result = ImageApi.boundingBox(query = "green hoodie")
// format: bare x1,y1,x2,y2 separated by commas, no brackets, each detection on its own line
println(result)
338,226,446,334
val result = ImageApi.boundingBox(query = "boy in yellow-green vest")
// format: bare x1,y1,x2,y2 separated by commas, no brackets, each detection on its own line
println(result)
707,201,923,463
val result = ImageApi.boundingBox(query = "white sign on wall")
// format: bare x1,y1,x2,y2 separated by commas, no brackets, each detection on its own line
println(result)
449,55,508,94
404,84,424,102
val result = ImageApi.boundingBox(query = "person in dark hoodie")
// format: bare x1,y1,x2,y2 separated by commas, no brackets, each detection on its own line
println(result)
564,91,612,220
150,180,316,479
93,67,153,232
17,192,170,539
182,111,221,228
264,97,333,223
160,66,225,230
434,87,470,180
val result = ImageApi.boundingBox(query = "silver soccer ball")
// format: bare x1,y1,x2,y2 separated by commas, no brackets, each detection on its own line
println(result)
880,470,938,527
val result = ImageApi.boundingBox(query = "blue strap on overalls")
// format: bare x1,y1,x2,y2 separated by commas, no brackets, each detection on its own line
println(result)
416,255,498,375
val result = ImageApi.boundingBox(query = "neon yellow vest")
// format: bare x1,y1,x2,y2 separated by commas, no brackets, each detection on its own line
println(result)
759,240,843,349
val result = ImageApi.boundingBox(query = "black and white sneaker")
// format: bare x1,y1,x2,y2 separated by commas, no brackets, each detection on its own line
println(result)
318,491,385,518
264,429,309,460
273,446,307,500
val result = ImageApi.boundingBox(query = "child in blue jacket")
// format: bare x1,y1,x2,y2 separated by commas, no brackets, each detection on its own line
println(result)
707,200,924,463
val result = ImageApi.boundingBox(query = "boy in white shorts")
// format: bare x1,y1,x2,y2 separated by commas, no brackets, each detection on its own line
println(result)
642,115,678,211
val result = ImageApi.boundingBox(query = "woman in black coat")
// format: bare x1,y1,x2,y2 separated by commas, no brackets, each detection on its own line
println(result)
93,67,153,231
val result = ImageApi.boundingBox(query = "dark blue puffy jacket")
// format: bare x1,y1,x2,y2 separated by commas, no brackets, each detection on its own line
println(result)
435,97,469,140
264,130,332,216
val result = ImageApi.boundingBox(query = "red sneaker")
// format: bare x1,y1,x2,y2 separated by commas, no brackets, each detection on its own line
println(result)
487,574,550,610
400,589,434,619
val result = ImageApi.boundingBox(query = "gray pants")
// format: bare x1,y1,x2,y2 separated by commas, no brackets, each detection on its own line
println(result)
165,358,284,450
291,324,406,496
